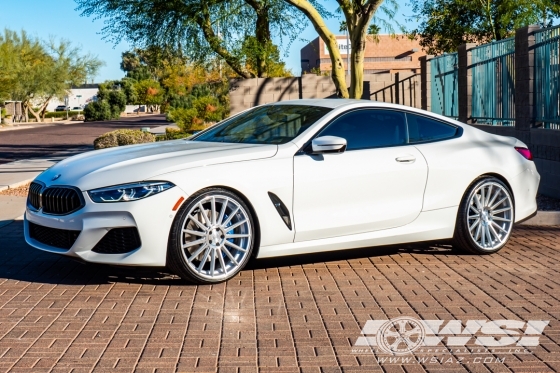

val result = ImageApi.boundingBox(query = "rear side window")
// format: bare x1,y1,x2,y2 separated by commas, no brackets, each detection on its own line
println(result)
406,113,459,143
317,109,407,150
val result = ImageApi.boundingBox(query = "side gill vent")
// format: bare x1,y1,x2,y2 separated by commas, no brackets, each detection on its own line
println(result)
268,192,292,230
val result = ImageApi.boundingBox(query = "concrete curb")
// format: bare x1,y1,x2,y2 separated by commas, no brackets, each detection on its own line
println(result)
520,211,560,226
0,120,84,132
0,178,35,192
0,177,37,193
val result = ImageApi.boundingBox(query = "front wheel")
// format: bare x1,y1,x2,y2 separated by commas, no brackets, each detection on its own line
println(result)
454,177,514,254
167,188,255,284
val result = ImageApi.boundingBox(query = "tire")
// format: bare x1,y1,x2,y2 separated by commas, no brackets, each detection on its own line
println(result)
167,188,255,284
453,177,514,254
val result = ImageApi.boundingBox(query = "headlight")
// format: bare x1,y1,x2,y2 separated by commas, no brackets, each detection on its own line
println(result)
88,181,175,203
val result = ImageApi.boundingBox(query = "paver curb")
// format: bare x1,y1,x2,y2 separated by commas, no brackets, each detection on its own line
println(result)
520,211,560,226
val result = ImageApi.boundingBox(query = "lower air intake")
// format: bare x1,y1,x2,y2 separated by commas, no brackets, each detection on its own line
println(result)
28,222,80,250
92,227,142,254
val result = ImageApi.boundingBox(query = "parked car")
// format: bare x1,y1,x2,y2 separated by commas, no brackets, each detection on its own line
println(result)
54,105,69,112
24,100,539,283
71,107,83,112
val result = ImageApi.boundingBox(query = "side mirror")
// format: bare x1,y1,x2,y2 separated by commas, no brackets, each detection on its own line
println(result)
311,136,347,154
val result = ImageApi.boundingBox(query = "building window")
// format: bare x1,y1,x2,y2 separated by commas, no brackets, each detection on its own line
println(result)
319,56,412,65
363,56,412,62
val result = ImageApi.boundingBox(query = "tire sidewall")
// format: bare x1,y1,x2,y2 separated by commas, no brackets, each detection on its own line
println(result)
168,188,255,283
460,177,514,254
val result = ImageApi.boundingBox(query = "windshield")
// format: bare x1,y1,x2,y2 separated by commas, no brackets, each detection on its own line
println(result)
191,105,332,144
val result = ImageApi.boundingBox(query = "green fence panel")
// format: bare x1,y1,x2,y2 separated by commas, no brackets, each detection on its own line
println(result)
470,38,516,126
535,25,560,130
430,53,459,118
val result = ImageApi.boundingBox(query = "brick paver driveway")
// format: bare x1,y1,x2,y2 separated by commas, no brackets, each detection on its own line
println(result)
0,221,559,373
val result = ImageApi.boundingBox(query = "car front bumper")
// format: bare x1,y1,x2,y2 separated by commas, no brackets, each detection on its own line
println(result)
24,186,186,266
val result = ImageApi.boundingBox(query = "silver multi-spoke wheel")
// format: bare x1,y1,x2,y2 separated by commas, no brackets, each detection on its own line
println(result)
454,177,515,254
467,181,513,250
179,194,253,281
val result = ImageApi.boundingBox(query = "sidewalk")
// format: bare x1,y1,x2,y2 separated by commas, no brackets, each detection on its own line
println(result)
0,119,83,132
0,149,86,227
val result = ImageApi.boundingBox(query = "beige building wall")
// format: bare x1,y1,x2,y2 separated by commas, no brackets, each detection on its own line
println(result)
300,35,426,75
229,72,420,115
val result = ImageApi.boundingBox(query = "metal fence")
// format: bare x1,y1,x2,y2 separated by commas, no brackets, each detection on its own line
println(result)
470,38,516,126
430,53,459,118
534,25,560,130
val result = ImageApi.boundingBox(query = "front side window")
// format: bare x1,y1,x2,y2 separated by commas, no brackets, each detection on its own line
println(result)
192,105,332,144
406,113,460,143
316,109,407,151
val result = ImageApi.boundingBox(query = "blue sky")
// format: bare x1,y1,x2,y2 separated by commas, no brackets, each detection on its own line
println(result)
0,0,414,81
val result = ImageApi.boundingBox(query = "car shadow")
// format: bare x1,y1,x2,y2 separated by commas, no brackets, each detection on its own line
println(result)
0,220,471,286
246,241,464,271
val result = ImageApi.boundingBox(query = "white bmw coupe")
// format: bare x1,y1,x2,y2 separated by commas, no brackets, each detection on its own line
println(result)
25,100,539,283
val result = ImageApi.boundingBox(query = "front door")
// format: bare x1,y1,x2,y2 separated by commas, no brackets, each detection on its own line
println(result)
293,109,428,242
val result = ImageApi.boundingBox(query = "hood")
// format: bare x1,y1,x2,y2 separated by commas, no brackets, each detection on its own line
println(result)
36,140,278,190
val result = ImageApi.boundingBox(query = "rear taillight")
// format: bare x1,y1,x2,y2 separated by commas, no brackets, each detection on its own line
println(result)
515,147,533,161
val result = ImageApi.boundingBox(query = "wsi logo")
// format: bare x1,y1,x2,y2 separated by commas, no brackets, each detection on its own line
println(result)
354,317,549,355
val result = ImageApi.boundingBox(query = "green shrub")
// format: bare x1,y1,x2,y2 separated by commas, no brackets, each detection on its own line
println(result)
84,101,113,121
94,129,155,149
155,127,193,142
166,107,201,132
84,81,128,122
166,95,225,132
44,111,81,119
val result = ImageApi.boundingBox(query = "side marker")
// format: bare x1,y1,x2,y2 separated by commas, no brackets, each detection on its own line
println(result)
172,197,185,211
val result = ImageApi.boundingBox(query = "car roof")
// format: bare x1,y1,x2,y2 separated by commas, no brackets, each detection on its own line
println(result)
273,99,363,109
271,99,469,129
272,99,432,113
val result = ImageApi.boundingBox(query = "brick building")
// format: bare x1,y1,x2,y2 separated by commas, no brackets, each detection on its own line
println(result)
300,35,426,75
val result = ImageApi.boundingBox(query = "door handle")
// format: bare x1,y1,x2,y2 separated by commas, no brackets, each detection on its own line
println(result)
396,155,416,163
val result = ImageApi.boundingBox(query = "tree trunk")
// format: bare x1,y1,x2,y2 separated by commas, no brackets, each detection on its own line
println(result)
283,0,349,98
39,96,53,122
245,0,272,78
196,4,255,79
341,0,382,99
255,8,271,78
25,103,41,123
349,19,369,99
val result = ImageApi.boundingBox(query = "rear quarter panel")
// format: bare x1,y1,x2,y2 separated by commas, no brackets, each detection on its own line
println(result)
414,127,528,212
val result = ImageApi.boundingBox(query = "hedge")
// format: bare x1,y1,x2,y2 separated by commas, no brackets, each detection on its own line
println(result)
44,111,82,119
94,129,156,149
155,127,194,142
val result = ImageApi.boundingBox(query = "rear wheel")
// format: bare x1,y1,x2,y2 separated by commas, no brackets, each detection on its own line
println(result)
454,177,514,254
167,188,255,284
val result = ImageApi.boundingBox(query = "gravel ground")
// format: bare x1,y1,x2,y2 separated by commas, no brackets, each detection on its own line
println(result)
2,182,560,211
0,183,30,197
536,193,560,211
